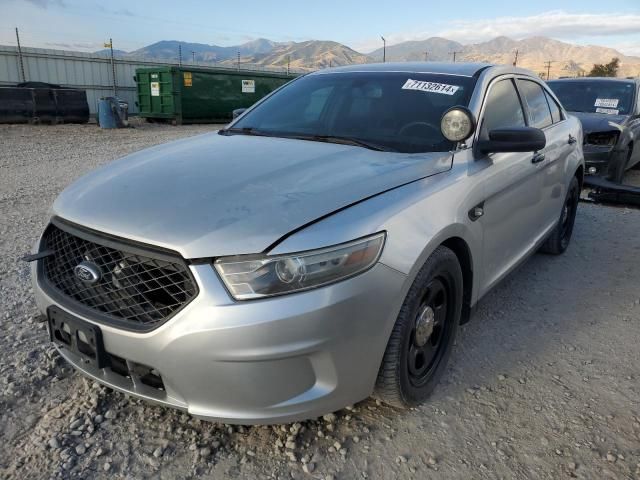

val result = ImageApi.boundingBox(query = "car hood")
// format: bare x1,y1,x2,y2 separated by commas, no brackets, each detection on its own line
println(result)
569,111,628,134
53,132,452,258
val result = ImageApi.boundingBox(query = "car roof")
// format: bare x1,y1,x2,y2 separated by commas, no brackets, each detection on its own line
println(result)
548,77,639,85
310,62,541,80
311,62,492,77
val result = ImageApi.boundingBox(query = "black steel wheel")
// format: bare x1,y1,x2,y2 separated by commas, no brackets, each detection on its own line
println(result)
540,175,580,255
375,246,463,407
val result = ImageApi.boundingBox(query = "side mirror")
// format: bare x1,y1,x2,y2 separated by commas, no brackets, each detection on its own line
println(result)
477,127,546,154
232,108,247,119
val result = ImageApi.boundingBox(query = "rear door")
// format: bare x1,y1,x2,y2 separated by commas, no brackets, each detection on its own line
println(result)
476,77,546,294
516,79,574,233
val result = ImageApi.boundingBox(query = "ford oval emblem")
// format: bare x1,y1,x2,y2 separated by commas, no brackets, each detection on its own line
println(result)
74,261,102,285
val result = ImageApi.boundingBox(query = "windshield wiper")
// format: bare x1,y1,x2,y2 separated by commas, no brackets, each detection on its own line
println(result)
218,127,277,137
220,129,395,151
284,134,395,152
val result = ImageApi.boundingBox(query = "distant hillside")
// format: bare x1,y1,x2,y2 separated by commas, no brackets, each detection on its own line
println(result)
91,35,640,78
95,38,285,63
462,36,640,78
368,37,463,62
378,36,640,78
220,40,370,69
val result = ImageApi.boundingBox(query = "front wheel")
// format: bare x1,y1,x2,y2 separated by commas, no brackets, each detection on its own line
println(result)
540,175,580,255
375,246,463,408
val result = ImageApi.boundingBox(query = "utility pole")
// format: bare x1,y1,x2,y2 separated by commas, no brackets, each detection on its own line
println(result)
513,49,519,67
178,44,182,67
381,36,386,63
237,51,240,71
544,60,552,80
192,51,195,64
450,51,463,63
104,38,116,96
15,27,26,83
424,51,428,62
287,55,290,75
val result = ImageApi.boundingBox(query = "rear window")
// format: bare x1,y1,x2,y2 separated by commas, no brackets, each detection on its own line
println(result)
547,80,635,115
232,72,477,153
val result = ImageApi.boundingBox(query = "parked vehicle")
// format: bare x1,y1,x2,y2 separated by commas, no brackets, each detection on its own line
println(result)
29,62,584,424
547,77,640,182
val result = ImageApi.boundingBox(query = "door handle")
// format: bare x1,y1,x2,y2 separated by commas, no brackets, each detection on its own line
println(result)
568,134,578,145
531,152,546,164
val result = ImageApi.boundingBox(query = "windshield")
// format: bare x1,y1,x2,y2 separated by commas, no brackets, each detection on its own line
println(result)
547,80,635,115
227,72,477,153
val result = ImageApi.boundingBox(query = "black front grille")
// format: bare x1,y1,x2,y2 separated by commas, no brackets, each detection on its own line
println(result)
39,220,198,331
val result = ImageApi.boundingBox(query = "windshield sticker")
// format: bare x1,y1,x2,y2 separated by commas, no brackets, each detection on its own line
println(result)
594,98,619,108
402,79,460,96
596,107,620,115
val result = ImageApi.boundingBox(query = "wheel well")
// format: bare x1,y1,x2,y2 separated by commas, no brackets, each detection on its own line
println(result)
441,237,473,324
575,165,584,189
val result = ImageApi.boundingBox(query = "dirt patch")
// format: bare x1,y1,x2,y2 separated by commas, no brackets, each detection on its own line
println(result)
1,123,639,479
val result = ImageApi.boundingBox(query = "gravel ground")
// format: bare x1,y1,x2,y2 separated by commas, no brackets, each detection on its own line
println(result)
1,121,639,480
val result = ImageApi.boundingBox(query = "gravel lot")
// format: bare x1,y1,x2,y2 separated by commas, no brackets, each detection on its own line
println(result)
1,121,639,480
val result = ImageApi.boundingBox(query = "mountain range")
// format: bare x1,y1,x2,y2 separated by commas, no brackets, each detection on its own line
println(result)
97,36,640,78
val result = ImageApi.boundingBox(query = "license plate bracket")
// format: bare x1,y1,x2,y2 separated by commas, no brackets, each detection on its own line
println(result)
48,306,108,369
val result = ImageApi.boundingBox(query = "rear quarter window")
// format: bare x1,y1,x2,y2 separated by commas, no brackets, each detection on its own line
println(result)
517,80,553,129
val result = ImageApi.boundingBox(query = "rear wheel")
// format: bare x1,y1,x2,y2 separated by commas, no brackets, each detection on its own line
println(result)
375,246,462,408
540,175,580,255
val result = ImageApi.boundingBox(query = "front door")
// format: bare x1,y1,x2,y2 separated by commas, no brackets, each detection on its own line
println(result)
475,77,546,295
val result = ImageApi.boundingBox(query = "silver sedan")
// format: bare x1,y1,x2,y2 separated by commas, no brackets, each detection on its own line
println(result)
30,62,584,423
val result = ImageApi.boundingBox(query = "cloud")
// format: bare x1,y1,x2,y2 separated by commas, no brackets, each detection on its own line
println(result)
23,0,65,8
608,41,640,57
357,11,640,52
436,11,640,43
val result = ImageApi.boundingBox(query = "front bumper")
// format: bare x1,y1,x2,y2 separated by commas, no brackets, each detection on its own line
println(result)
583,145,614,177
583,145,627,179
32,259,406,424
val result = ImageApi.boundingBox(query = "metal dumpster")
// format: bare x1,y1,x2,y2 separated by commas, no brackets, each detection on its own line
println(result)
134,66,297,124
0,83,89,124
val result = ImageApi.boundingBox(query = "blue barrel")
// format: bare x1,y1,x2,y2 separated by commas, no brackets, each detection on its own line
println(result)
98,97,128,128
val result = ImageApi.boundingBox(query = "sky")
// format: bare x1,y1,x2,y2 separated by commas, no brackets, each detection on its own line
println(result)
1,0,639,55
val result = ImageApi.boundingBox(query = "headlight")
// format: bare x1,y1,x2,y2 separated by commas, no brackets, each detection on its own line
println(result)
214,232,386,300
585,131,619,147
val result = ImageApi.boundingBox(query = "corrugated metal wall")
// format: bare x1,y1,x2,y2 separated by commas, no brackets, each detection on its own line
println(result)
0,45,296,115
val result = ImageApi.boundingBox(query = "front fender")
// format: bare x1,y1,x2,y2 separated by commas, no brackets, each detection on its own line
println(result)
269,161,483,307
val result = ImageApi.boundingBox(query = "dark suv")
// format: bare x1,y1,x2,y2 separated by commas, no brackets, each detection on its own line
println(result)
548,77,640,182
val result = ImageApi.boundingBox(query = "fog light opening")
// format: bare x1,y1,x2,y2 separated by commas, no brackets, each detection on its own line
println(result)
588,167,597,175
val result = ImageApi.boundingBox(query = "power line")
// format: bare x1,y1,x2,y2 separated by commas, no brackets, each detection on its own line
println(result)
544,60,553,80
15,27,26,82
450,51,463,63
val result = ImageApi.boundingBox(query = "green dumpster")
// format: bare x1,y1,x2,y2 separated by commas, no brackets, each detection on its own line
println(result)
134,66,297,124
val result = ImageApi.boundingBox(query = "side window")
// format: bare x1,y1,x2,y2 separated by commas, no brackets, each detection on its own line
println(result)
544,90,563,123
518,80,553,129
482,79,526,132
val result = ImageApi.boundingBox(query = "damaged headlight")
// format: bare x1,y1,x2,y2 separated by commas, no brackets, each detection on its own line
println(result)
214,232,386,300
585,131,619,147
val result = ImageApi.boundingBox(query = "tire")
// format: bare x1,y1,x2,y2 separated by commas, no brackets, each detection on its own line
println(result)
375,246,463,408
539,175,580,255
